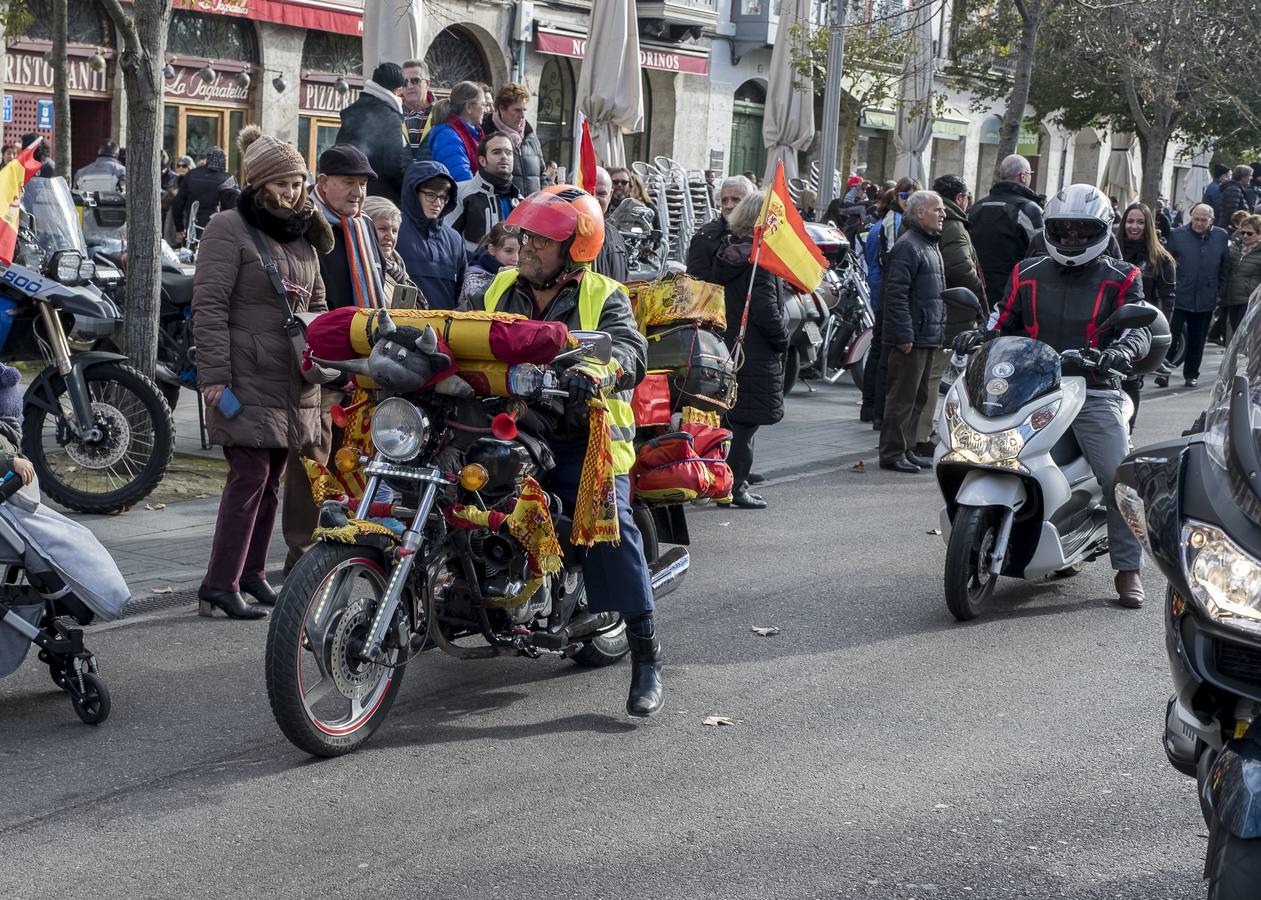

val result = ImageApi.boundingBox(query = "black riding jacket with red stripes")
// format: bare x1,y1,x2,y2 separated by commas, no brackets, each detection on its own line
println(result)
987,254,1152,390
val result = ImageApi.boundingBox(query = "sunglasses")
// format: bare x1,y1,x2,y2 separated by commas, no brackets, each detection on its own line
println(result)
404,76,427,86
612,179,630,186
1241,230,1258,236
897,191,909,200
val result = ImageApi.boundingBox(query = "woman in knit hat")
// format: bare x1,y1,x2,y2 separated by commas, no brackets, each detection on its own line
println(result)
191,125,334,620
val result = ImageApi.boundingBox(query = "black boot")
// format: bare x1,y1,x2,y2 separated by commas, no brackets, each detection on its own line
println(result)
240,579,279,606
625,615,663,718
198,586,267,620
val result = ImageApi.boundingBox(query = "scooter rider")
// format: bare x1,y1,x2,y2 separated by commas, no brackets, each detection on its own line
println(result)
954,184,1152,608
473,186,664,717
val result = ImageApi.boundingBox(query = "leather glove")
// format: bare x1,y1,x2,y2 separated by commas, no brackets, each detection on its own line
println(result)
1094,348,1133,375
951,329,986,355
560,368,599,414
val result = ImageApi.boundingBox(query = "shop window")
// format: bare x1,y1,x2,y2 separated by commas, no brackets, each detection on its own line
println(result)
168,9,258,63
424,27,489,90
17,0,107,45
163,106,247,176
302,32,362,75
536,57,574,171
298,116,342,172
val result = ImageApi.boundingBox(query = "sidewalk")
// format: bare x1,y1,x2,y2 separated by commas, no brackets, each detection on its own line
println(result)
80,377,877,611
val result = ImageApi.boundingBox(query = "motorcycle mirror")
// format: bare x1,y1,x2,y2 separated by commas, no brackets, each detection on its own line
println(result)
1097,303,1157,336
567,331,613,365
941,288,983,318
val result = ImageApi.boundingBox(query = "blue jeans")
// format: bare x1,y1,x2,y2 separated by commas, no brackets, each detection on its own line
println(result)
547,447,654,617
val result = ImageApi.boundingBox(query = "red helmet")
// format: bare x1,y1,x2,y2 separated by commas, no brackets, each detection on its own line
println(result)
506,185,605,263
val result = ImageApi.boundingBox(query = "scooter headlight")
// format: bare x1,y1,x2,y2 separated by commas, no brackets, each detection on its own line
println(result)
1182,520,1261,635
941,399,1059,470
369,397,428,462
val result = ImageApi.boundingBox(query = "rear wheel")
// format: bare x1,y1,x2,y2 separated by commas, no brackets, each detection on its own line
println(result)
783,352,800,395
573,618,629,667
818,317,852,385
848,349,867,391
944,505,1002,621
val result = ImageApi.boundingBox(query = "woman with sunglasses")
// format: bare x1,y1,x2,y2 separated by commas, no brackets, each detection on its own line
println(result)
1223,213,1261,337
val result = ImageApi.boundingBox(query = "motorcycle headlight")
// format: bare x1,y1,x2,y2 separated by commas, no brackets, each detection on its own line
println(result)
78,258,96,282
369,397,428,462
1182,520,1261,635
51,250,84,284
1114,483,1152,553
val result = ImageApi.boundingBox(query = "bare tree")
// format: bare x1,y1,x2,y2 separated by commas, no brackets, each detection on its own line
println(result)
95,0,172,377
52,0,72,177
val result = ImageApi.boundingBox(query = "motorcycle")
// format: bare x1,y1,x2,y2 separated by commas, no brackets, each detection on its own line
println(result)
1113,306,1261,897
933,289,1159,620
781,288,827,395
9,177,173,514
265,321,690,757
809,221,874,390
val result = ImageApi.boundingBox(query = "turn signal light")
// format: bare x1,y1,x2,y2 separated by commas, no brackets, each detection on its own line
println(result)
460,463,489,492
335,447,361,473
491,413,519,441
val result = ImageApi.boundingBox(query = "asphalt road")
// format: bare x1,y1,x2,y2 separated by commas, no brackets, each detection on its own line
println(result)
0,380,1215,900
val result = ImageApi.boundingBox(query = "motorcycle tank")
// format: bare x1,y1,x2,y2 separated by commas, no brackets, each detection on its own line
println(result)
1203,303,1261,526
20,176,88,261
963,335,1060,417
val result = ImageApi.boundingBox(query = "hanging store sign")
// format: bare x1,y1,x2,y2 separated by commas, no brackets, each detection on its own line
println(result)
5,48,111,98
299,76,363,114
535,27,711,76
164,66,253,107
174,0,362,38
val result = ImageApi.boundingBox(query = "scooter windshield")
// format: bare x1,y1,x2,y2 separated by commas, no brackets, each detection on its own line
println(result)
963,336,1061,417
1204,302,1261,525
19,176,87,261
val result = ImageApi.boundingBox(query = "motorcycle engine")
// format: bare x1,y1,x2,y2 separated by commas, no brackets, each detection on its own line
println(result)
468,529,552,625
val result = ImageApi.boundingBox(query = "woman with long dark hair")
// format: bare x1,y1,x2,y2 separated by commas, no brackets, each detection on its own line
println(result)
1118,201,1175,419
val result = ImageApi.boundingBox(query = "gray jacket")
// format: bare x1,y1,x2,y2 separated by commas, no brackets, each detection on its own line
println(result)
74,155,126,193
881,223,947,349
1167,225,1232,313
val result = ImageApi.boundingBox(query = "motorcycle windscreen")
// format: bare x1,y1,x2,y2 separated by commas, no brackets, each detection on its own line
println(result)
19,176,88,260
1203,302,1261,525
963,335,1060,417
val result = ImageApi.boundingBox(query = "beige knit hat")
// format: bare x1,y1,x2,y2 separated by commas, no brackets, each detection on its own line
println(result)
237,124,308,188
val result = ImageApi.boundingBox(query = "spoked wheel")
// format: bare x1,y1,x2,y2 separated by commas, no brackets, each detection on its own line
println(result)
944,506,1002,621
70,672,110,725
266,543,407,757
818,317,853,385
23,363,174,514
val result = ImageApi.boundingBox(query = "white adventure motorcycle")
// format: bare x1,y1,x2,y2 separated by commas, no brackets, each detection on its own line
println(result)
933,290,1160,620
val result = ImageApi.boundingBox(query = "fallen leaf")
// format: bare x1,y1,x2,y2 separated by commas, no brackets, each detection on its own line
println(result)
927,528,942,535
702,716,735,727
718,521,730,527
144,502,167,510
751,625,781,637
151,586,175,594
195,493,211,499
851,460,866,471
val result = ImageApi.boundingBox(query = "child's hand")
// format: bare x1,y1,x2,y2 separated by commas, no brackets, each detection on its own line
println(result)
13,457,34,485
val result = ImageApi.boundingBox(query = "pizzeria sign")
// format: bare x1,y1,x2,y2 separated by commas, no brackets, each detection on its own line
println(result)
535,28,710,76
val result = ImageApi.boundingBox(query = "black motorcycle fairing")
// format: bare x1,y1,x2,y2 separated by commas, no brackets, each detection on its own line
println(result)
963,336,1060,418
1114,438,1190,576
1205,730,1261,839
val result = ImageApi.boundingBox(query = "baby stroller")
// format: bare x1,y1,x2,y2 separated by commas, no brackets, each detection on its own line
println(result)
0,470,130,725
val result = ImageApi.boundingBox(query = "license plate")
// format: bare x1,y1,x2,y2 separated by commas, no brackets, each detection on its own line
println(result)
804,322,823,346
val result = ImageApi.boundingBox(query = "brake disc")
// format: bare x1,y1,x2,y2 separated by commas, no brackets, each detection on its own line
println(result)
327,596,383,698
64,402,131,469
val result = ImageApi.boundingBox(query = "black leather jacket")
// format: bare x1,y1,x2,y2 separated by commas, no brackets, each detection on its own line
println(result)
989,254,1152,389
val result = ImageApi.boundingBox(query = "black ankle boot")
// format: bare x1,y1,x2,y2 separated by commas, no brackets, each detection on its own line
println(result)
625,616,663,717
240,579,279,606
198,586,267,620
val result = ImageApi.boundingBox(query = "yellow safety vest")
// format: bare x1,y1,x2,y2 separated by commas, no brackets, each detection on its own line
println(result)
482,269,637,475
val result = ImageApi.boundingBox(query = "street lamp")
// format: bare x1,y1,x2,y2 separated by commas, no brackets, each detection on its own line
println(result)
196,64,217,83
271,72,288,93
88,49,106,72
235,71,251,90
334,76,350,95
163,62,176,80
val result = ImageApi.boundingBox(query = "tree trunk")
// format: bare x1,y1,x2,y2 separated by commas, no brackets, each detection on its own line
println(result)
52,0,72,176
1135,128,1171,210
996,4,1042,174
839,106,860,186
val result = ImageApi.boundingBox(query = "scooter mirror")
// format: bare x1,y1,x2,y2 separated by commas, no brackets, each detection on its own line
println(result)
567,331,614,366
941,288,983,318
1098,302,1157,336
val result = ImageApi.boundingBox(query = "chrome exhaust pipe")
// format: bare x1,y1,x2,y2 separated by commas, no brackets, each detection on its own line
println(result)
649,546,689,601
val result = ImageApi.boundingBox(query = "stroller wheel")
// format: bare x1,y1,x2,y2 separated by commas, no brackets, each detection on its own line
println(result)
70,673,110,725
38,650,72,692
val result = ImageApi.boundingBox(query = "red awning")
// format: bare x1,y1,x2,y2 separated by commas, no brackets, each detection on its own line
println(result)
535,27,710,76
174,0,363,38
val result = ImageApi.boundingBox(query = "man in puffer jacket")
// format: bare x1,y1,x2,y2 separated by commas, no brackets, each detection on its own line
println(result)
397,161,466,309
968,154,1043,305
335,63,408,204
1219,166,1255,231
480,83,548,196
879,191,947,473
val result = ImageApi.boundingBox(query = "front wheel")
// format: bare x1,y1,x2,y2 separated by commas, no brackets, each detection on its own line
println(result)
265,542,407,757
23,363,174,514
783,351,800,395
1206,824,1261,899
944,505,1002,621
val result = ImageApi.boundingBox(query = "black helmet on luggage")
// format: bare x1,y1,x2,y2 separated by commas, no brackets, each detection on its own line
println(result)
1128,301,1171,375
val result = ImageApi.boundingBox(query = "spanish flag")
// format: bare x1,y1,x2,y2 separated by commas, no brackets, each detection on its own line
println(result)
0,139,44,266
573,111,597,194
751,160,827,295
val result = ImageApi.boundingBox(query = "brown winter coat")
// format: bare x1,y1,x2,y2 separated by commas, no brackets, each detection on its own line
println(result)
192,207,333,449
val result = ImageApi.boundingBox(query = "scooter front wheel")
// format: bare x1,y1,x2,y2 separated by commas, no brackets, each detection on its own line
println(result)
944,505,1002,621
1206,823,1261,899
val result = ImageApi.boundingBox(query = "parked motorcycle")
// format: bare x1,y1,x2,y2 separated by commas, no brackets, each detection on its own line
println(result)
11,177,173,514
933,289,1158,620
782,288,827,395
265,323,690,757
1113,306,1261,897
809,222,873,390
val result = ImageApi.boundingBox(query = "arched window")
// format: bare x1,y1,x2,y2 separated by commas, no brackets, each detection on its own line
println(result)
19,0,108,45
424,27,489,90
536,57,574,169
301,32,362,75
167,9,259,63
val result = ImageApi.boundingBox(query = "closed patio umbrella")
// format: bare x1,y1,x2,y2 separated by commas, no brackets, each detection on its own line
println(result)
362,0,422,78
893,0,935,184
762,0,814,184
575,0,644,168
1176,145,1214,216
1101,133,1142,209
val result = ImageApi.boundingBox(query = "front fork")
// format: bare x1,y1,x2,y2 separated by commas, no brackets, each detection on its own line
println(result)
37,302,98,439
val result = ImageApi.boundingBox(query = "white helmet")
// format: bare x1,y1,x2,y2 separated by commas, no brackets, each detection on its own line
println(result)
1043,184,1114,267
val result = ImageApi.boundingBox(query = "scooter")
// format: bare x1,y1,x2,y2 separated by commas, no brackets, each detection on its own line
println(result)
1113,306,1261,897
934,289,1158,620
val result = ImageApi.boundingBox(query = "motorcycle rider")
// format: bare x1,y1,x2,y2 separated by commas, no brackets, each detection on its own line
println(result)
472,186,663,717
954,185,1153,608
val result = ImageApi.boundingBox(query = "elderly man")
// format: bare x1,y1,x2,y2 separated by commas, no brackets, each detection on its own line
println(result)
686,175,755,282
968,154,1044,306
592,167,630,283
879,191,947,473
401,59,431,166
1159,202,1233,388
450,133,521,253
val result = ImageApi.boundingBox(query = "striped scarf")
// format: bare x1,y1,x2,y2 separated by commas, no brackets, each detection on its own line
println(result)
313,188,387,309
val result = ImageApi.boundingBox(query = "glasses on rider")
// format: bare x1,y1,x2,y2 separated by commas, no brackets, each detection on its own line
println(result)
519,231,559,249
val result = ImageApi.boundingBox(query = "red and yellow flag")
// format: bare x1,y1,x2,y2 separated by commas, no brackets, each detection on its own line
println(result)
573,112,597,194
0,140,43,266
751,160,827,294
